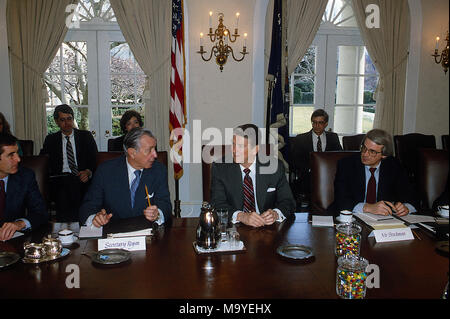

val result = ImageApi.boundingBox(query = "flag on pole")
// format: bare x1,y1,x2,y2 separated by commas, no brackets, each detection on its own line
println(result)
170,0,186,180
268,0,290,167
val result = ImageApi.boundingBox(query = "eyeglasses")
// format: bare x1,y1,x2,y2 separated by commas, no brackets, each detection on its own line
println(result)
58,116,73,122
360,144,382,157
311,120,326,126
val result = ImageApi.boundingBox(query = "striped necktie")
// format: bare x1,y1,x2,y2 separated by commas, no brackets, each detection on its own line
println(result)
317,135,323,152
65,136,78,175
130,170,142,208
243,168,256,213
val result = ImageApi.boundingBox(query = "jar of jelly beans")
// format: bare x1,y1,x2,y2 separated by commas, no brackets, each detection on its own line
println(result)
335,223,362,257
336,255,369,299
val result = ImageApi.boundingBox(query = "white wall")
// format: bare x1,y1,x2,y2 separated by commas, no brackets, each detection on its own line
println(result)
0,0,14,129
179,0,260,216
414,0,449,147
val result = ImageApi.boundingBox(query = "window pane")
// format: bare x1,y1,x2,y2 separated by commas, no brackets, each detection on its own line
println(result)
364,76,378,104
136,74,146,104
336,76,363,105
73,107,90,131
290,107,314,135
64,75,88,105
44,74,62,106
111,75,135,105
294,47,316,74
293,75,315,105
333,106,374,134
111,107,145,136
110,42,136,73
63,42,87,73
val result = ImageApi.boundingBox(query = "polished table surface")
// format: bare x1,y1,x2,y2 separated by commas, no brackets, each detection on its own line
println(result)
0,213,448,299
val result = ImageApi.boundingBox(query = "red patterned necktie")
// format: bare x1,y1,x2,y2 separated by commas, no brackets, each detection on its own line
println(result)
0,180,5,220
243,168,256,213
365,168,377,204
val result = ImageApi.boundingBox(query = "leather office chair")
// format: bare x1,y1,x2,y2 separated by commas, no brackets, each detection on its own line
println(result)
107,138,116,152
20,155,49,204
202,145,231,202
342,134,365,151
393,133,436,184
18,139,34,156
442,135,449,151
310,151,357,212
96,151,168,169
417,149,449,209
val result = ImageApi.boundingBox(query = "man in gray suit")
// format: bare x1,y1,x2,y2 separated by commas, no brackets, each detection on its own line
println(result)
211,124,296,228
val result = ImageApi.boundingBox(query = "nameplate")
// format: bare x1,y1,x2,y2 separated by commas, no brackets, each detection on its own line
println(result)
370,227,414,243
98,236,146,251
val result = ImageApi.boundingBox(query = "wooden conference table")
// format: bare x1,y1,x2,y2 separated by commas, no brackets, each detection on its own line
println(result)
0,213,448,299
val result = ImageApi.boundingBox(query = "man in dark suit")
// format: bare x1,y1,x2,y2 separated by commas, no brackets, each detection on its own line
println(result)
79,128,171,227
331,129,416,216
0,134,48,241
40,104,98,222
291,109,342,197
211,124,296,228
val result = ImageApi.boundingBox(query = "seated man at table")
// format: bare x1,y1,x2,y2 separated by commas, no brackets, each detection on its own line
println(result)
79,128,172,227
210,124,296,228
0,134,48,241
331,129,416,216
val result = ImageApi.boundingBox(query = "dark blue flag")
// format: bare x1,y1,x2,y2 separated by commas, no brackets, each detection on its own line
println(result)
267,0,290,167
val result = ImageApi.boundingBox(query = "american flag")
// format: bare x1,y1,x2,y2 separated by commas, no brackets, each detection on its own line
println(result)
170,0,186,180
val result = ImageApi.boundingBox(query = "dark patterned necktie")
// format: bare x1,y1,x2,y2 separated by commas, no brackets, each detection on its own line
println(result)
243,168,256,213
65,136,78,175
366,168,377,204
317,135,323,152
130,170,141,208
0,180,5,220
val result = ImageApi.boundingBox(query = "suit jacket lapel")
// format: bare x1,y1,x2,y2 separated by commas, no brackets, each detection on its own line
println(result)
55,133,63,173
357,159,366,202
230,163,244,210
255,161,268,212
73,129,82,166
307,130,314,153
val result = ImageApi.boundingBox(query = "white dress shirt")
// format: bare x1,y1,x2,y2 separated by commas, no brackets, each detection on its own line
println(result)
231,162,286,224
312,132,327,152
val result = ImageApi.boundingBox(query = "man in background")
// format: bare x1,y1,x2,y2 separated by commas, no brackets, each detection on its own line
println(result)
40,104,98,222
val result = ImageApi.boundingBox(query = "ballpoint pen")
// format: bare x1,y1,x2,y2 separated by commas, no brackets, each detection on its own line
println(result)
145,185,151,207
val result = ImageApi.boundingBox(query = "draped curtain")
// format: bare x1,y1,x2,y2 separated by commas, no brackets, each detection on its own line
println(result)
110,0,174,207
264,0,328,119
7,0,77,153
352,0,410,136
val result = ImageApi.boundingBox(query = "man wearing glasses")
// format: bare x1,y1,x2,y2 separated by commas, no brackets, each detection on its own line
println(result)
40,104,98,222
291,109,342,202
332,129,416,216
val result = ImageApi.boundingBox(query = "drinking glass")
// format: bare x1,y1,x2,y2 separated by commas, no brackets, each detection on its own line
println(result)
216,209,229,239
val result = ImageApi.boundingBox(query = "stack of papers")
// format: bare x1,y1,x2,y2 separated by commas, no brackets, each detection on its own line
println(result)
79,226,103,239
107,228,152,238
354,212,405,228
312,215,334,227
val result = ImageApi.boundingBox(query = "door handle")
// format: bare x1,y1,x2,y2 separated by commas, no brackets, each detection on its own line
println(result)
91,130,96,137
105,130,111,138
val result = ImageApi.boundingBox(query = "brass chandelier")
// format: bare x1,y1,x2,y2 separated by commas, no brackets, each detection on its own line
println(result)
432,31,449,74
197,12,248,72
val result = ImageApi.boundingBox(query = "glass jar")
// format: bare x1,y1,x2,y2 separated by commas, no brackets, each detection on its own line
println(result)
335,223,362,257
336,255,369,299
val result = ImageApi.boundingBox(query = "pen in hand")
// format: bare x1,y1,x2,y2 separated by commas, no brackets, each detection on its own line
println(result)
384,201,397,215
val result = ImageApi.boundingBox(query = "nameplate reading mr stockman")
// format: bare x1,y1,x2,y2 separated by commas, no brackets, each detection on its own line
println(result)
373,228,414,243
98,236,146,251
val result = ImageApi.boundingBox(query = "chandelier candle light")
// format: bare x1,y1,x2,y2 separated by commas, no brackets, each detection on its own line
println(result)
432,31,449,74
198,11,249,72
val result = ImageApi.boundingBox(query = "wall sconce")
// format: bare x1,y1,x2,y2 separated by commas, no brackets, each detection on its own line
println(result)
432,31,449,74
197,12,249,72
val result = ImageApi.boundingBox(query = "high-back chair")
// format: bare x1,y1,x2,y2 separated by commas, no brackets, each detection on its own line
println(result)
96,151,168,169
417,149,449,209
442,135,449,151
342,134,365,151
310,151,357,212
394,133,436,184
18,139,34,156
20,155,49,204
